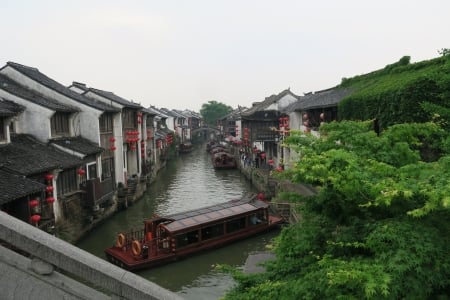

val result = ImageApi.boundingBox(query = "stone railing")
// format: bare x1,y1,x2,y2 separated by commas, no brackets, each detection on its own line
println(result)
0,211,182,300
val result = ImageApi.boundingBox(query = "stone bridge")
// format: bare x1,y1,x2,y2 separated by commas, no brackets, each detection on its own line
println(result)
192,126,222,140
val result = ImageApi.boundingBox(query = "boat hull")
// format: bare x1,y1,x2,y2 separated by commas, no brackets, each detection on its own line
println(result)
104,216,283,271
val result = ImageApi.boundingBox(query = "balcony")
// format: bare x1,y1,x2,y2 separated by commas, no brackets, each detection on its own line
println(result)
84,177,114,207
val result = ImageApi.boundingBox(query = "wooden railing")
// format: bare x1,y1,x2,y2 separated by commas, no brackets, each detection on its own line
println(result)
85,177,114,206
271,202,302,224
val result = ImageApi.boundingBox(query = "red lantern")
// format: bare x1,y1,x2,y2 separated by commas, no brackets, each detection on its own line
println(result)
77,169,86,175
30,214,41,224
29,199,39,208
109,137,116,143
303,113,309,120
268,159,274,165
276,166,284,172
110,146,117,151
257,193,265,200
46,197,55,204
320,112,325,120
44,174,54,181
46,186,54,193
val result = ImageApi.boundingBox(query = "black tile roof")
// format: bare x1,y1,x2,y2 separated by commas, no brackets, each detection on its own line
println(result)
0,169,46,204
0,134,82,176
241,89,298,117
50,136,104,156
3,62,120,113
142,107,157,116
0,97,25,117
85,88,142,109
0,74,79,113
285,88,353,112
69,81,89,92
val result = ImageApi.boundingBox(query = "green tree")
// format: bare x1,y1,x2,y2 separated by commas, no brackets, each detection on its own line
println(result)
200,100,233,127
222,121,450,300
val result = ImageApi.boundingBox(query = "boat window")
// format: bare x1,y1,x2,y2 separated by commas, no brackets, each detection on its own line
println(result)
201,223,224,240
249,212,266,225
176,230,199,248
226,217,246,233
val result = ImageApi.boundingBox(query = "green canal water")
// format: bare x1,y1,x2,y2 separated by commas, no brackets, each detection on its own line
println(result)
76,143,280,299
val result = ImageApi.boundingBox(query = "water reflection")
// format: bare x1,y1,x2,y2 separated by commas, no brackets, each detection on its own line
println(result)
77,143,278,299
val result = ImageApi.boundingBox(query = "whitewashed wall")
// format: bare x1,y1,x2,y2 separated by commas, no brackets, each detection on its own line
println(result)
1,67,103,144
0,89,53,142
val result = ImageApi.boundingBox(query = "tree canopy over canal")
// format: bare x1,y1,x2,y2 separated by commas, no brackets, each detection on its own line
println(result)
221,54,450,299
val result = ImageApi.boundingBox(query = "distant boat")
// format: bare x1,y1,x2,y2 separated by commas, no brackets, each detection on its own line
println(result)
104,194,284,271
212,151,237,169
178,142,193,153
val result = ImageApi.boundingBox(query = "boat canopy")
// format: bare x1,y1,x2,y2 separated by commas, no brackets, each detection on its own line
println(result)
213,151,233,158
161,198,268,233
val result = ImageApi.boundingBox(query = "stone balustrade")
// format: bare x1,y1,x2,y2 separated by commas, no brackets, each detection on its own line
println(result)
0,211,182,300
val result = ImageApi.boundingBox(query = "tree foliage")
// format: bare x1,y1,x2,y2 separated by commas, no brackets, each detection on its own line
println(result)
199,100,233,127
222,121,450,300
338,55,450,130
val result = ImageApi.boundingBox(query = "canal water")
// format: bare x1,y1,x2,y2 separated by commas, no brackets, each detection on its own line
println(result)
76,143,280,299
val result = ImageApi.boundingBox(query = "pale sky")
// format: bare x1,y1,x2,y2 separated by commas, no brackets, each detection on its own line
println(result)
2,0,449,112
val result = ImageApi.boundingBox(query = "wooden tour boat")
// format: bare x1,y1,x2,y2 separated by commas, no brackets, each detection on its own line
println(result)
212,151,237,169
104,194,284,271
178,142,193,153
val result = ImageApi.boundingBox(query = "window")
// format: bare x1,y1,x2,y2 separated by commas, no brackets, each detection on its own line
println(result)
87,163,97,180
176,230,200,248
226,217,246,233
101,157,114,180
201,223,224,240
51,113,70,137
99,113,113,133
122,110,136,128
0,118,5,141
56,168,78,195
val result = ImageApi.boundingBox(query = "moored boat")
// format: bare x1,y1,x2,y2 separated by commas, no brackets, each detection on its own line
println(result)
212,151,237,169
179,142,193,153
104,194,284,271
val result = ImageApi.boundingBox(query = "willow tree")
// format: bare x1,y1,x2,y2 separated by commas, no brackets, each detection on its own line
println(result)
222,121,450,300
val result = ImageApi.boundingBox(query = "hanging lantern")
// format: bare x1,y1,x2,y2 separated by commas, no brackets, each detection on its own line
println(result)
257,193,265,200
320,112,325,120
44,174,54,181
110,146,117,151
268,159,274,165
46,186,54,193
109,137,116,143
303,113,309,120
303,120,309,127
77,169,86,176
29,199,39,208
46,196,55,204
30,214,41,224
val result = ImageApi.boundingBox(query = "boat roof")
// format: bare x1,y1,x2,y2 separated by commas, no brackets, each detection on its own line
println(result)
213,151,233,157
160,197,268,233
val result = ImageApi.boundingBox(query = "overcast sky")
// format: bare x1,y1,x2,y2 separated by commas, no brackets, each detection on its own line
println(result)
2,0,449,112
